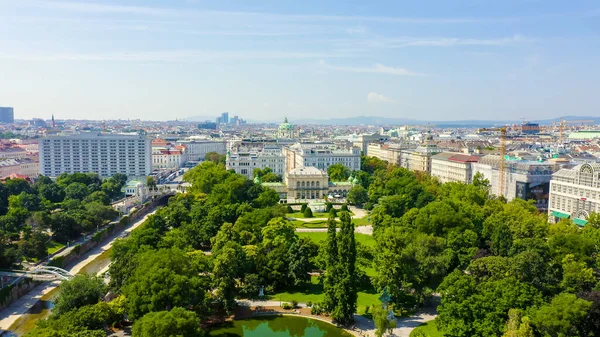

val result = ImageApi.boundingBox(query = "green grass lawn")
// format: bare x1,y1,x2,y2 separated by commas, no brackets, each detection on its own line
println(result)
410,320,443,337
297,232,376,248
293,220,334,228
268,276,380,314
46,240,66,255
352,217,371,226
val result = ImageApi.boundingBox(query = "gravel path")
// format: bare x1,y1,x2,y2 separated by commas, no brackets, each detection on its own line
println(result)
237,299,437,337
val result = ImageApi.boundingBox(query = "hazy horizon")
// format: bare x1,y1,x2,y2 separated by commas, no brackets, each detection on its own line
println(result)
1,0,599,121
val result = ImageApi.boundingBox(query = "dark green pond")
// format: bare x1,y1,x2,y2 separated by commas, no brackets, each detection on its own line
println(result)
209,316,353,337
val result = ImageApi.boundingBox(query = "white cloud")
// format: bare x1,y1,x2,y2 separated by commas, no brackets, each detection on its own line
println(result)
367,92,395,103
23,1,537,24
319,60,426,76
346,26,367,35
0,50,343,62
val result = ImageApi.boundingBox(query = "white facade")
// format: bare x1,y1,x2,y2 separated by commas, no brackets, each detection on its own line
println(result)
431,152,480,184
226,145,285,179
366,143,404,165
152,149,186,170
176,140,226,162
40,133,152,178
284,143,361,173
548,163,600,224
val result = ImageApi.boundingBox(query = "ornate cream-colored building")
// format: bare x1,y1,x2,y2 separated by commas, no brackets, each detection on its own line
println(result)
549,163,600,226
261,166,355,202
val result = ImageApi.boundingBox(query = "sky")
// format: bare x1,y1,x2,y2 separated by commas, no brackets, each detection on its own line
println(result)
1,0,599,122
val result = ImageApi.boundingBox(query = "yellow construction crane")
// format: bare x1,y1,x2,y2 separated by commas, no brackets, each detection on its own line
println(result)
477,127,507,197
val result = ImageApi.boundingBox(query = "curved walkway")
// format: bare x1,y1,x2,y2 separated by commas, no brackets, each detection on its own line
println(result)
237,299,437,337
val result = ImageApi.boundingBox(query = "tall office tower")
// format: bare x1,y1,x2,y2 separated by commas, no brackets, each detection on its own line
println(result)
40,133,152,178
0,107,14,124
221,112,229,124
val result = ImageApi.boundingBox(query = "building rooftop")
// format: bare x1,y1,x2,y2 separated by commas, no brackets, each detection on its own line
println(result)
288,166,328,177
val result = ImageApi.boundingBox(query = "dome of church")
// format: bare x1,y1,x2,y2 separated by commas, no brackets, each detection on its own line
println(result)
279,117,293,131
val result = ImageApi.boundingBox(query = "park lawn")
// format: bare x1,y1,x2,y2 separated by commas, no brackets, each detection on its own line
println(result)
293,220,332,228
268,276,380,314
297,232,376,248
352,217,371,226
46,240,66,255
410,320,443,337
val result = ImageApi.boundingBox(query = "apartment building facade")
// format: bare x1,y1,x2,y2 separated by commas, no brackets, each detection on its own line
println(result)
40,133,152,178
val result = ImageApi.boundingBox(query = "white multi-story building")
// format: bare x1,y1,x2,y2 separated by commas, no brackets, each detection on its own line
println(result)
176,139,226,162
226,145,286,179
548,163,600,226
152,148,187,170
431,152,482,184
366,143,405,165
284,143,361,173
39,133,152,178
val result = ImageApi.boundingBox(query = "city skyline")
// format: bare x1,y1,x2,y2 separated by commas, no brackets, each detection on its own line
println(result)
1,0,599,121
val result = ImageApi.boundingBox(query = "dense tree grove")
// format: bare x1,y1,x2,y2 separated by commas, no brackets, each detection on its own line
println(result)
0,173,125,267
22,155,600,336
367,165,600,336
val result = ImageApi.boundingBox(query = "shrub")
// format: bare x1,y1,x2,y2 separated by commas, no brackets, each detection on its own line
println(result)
300,203,307,213
286,205,294,213
303,207,313,218
291,300,298,308
325,202,333,212
341,203,349,211
306,301,313,307
281,303,293,310
311,303,324,315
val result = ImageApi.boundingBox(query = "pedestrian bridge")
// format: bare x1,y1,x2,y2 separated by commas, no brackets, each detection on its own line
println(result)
4,266,75,287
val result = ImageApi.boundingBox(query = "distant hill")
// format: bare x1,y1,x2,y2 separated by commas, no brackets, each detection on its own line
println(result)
183,116,216,122
288,115,600,127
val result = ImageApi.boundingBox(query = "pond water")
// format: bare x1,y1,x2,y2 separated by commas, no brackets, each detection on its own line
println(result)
209,316,353,337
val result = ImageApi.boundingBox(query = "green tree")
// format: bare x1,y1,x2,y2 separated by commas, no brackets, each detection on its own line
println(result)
347,185,368,205
373,304,396,337
303,207,313,218
53,275,107,316
38,183,65,203
560,254,595,293
132,308,202,337
473,172,490,191
331,211,357,325
531,293,592,337
146,176,157,190
288,237,317,285
502,309,534,337
19,229,49,260
327,163,350,182
64,182,90,200
212,242,245,311
123,248,210,319
204,151,226,165
323,211,339,312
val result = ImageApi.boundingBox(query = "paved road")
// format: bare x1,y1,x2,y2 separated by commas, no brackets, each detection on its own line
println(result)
0,211,157,334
